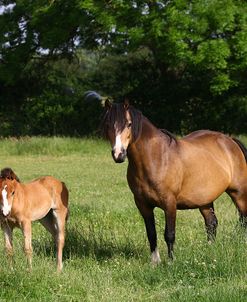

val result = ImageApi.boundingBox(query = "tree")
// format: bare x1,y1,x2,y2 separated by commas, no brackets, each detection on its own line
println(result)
1,0,247,135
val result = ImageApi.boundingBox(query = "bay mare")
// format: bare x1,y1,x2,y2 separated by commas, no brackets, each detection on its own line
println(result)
0,168,69,271
102,100,247,264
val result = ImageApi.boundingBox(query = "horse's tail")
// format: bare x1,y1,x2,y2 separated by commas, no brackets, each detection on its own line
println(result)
232,138,247,162
61,181,69,221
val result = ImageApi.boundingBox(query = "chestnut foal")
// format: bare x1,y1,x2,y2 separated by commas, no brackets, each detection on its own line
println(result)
0,168,69,271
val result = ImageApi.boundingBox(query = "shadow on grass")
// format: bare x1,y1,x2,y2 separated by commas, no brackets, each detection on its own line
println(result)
32,226,144,262
31,203,146,262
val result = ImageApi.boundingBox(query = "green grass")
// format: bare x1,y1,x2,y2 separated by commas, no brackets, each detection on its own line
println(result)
0,137,246,302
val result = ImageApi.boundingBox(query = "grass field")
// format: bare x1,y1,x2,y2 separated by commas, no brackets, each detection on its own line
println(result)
0,137,246,302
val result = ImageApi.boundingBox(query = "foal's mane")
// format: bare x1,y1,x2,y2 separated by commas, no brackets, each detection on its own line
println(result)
102,102,142,142
0,167,20,182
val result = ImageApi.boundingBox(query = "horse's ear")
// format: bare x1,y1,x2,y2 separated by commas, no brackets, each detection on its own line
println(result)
124,98,130,110
104,99,112,109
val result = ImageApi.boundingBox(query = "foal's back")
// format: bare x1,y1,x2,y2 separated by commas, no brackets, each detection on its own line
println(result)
25,176,67,197
20,176,68,221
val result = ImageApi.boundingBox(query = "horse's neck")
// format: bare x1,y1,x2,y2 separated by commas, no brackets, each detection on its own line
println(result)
128,118,171,164
12,183,25,206
140,117,159,139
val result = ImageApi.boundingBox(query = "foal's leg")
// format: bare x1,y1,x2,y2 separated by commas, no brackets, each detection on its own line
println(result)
39,210,57,239
199,203,218,242
53,208,67,272
134,198,161,265
21,220,32,270
1,222,14,268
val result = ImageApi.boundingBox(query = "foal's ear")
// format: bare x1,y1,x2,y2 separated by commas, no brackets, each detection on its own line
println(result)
104,99,112,109
124,98,130,110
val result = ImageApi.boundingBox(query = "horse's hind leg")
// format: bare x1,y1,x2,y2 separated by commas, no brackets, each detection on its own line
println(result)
227,190,247,227
199,203,218,242
39,210,57,239
53,207,68,272
164,201,176,260
40,208,67,271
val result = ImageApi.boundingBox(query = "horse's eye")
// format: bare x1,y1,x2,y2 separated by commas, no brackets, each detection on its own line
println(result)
127,122,132,128
12,191,15,196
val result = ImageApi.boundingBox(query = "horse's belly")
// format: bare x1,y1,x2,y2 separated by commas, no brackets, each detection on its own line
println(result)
177,183,227,208
31,206,51,221
30,199,53,221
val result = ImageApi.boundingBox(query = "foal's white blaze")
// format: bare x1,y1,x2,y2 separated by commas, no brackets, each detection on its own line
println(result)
113,134,123,158
151,248,161,265
1,185,11,216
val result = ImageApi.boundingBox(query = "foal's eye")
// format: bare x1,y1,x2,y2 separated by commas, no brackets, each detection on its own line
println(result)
127,122,132,128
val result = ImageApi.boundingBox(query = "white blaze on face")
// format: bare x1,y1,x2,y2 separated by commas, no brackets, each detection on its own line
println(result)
113,134,123,158
1,185,11,216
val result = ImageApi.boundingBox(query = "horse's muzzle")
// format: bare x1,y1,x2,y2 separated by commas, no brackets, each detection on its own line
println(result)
111,148,127,163
0,209,9,219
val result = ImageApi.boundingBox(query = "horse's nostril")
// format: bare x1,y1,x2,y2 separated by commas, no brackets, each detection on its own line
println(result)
111,147,127,163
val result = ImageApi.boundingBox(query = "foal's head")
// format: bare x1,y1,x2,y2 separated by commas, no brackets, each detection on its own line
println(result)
0,178,16,217
102,100,142,163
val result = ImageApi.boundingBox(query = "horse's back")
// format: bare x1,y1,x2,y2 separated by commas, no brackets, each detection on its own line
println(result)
175,130,247,206
25,176,69,207
181,130,246,168
37,176,68,206
182,129,226,142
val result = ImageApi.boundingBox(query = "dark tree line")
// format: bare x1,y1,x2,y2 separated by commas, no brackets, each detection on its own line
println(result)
1,0,247,136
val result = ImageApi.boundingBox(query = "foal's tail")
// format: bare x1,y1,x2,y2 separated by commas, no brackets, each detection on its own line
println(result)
61,181,69,221
232,138,247,162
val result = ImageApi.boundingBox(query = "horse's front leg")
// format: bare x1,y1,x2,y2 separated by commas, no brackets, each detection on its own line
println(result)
164,201,176,260
199,203,218,243
1,221,14,268
21,220,32,271
134,198,161,265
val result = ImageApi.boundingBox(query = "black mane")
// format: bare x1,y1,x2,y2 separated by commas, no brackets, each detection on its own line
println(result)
159,129,177,145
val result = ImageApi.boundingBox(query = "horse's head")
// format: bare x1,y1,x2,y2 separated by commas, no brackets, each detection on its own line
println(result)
102,99,142,163
0,178,16,217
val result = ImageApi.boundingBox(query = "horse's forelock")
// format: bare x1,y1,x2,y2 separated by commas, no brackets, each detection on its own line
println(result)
102,103,142,142
102,103,127,137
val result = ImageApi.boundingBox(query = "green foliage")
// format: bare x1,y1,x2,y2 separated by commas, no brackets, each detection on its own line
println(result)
1,0,247,135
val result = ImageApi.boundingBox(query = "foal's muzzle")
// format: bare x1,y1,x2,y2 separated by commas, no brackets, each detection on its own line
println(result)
111,148,127,163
